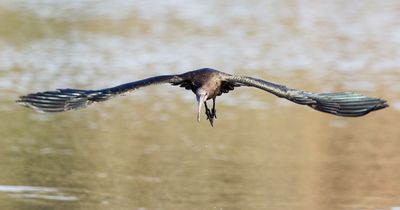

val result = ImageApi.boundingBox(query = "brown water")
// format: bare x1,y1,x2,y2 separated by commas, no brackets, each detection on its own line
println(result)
0,1,400,210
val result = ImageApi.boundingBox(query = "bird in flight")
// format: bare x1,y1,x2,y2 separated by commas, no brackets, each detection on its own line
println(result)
17,68,388,127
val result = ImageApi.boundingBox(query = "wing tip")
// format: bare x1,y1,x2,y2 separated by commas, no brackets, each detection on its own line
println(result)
326,98,387,117
369,98,389,112
306,91,389,117
16,89,94,113
16,97,49,113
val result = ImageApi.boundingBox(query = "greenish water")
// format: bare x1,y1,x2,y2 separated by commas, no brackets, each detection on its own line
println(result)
1,1,400,210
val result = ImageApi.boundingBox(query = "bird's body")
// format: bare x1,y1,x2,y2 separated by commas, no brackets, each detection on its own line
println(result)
181,68,225,99
17,68,388,126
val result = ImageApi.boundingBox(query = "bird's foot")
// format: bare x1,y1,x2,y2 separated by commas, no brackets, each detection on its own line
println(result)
212,108,217,119
205,108,217,127
205,108,212,120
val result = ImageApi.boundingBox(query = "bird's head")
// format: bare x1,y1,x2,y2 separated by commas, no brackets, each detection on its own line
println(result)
195,88,209,122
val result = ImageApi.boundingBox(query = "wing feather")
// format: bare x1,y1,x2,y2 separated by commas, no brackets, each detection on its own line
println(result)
225,75,388,117
17,75,183,112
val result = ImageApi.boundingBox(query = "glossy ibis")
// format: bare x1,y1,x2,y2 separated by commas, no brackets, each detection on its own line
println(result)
17,68,388,126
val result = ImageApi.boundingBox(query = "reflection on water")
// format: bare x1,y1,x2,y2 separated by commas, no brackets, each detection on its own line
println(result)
0,185,77,202
0,1,399,210
0,185,57,193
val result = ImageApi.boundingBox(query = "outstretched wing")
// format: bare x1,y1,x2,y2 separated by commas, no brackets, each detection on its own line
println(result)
225,75,388,117
17,75,183,112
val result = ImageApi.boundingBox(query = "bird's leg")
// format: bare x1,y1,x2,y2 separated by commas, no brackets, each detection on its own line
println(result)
204,101,214,127
204,102,212,119
211,98,217,119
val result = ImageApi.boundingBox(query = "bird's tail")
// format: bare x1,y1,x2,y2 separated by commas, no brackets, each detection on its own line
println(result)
16,88,114,112
291,92,388,117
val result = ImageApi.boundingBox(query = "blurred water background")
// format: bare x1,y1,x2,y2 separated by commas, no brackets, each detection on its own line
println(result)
0,1,399,210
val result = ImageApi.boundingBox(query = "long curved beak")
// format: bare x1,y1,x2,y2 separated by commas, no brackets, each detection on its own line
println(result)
196,94,206,122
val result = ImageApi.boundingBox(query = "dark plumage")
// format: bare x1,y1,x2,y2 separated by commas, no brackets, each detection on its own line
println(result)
17,68,388,126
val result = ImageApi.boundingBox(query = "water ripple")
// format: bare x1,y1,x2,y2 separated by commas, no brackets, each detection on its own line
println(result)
0,185,57,193
0,185,78,202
